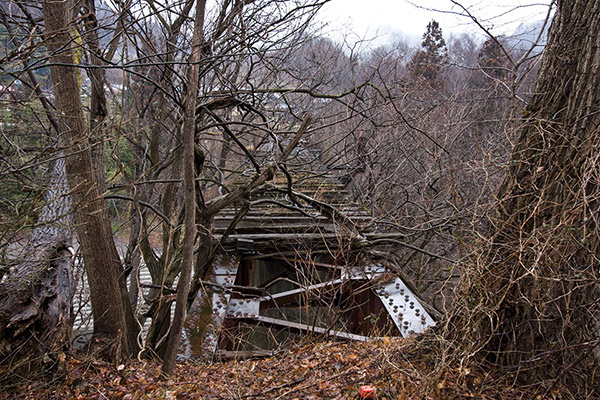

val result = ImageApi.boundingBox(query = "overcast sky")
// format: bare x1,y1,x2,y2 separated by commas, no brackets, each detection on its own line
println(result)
318,0,554,47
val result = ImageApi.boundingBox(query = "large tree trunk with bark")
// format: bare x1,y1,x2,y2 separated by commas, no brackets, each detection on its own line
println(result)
41,0,137,360
0,159,74,381
445,0,600,396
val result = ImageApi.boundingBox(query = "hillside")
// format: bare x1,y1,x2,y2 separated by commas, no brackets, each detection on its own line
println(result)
0,338,550,400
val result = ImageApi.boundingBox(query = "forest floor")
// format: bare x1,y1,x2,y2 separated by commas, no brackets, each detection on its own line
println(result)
0,337,555,400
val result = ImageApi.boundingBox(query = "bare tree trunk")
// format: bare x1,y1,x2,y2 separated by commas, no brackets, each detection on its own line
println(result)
0,159,74,381
161,0,206,376
41,0,135,361
81,0,141,355
130,0,195,356
445,0,600,395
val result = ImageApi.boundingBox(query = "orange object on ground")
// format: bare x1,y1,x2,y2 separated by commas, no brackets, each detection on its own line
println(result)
358,385,375,398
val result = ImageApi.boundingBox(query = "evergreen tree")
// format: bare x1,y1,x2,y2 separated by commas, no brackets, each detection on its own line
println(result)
409,20,448,88
475,38,508,86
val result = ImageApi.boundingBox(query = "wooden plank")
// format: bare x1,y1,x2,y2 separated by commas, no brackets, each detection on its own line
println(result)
215,233,345,241
215,210,370,218
214,216,372,222
212,223,340,234
215,232,408,243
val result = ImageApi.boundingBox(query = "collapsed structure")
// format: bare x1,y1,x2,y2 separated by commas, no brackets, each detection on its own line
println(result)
183,166,435,360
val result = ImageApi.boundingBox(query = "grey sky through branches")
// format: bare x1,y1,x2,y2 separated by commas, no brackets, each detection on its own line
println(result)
318,0,554,47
